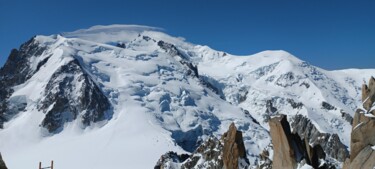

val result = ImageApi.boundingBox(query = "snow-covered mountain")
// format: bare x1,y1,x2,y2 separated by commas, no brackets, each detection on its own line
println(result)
0,25,374,169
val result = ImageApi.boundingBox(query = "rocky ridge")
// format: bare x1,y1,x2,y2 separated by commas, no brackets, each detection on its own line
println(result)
291,115,349,162
155,123,249,169
343,77,375,169
0,36,113,133
0,153,7,169
1,25,374,168
269,114,334,169
0,37,46,128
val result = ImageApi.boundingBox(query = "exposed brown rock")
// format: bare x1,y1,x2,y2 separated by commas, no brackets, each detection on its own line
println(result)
269,115,333,169
269,114,298,169
344,78,375,169
349,145,375,169
292,114,349,161
222,122,248,169
0,153,7,169
155,123,249,169
362,77,375,112
361,83,369,106
342,158,350,169
350,110,375,162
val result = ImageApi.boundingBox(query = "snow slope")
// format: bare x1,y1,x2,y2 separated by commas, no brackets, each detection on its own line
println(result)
0,25,374,168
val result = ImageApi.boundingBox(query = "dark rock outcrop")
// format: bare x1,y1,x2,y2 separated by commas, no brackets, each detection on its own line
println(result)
157,40,198,78
287,98,303,109
181,137,223,169
269,114,333,169
154,151,190,169
0,153,7,169
38,59,112,133
343,77,375,169
340,110,353,124
257,147,272,169
155,123,249,169
291,114,349,162
116,42,126,48
0,37,47,128
321,101,336,110
263,100,278,123
0,36,112,133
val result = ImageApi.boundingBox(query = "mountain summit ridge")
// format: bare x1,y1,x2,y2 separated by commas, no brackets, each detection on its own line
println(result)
0,25,374,168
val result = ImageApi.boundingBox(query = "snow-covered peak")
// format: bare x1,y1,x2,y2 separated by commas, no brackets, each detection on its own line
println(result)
1,24,375,169
251,50,303,64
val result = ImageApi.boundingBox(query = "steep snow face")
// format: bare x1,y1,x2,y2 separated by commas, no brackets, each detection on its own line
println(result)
0,26,269,168
0,25,374,168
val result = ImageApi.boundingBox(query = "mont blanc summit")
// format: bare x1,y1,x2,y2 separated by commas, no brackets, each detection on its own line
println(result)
0,25,374,169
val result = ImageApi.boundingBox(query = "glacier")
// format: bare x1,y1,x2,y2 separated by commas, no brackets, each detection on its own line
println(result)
0,25,374,169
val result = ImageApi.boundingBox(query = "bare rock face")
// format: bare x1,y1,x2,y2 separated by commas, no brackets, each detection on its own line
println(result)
0,153,7,169
181,137,223,169
269,115,332,169
0,37,112,133
350,110,375,161
38,59,112,133
154,151,190,169
343,77,375,169
291,114,349,162
257,148,272,169
154,123,249,169
362,76,375,111
222,123,249,169
0,37,47,128
349,145,375,169
269,114,299,169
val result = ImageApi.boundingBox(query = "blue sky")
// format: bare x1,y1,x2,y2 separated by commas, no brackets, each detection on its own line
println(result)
0,0,374,70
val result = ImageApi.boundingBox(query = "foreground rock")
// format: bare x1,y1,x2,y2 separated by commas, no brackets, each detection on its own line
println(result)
0,153,7,169
269,114,333,169
155,123,249,169
222,123,249,169
343,77,375,169
291,114,349,162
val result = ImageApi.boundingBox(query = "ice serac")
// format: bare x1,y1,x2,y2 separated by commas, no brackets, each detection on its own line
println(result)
343,77,375,169
155,123,249,169
0,37,47,128
0,153,7,169
269,115,333,169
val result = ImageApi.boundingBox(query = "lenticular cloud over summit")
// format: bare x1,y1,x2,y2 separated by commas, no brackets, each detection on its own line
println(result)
0,24,375,169
62,24,162,43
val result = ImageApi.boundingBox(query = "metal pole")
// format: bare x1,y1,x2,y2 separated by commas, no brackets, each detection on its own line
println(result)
39,162,42,169
51,160,54,169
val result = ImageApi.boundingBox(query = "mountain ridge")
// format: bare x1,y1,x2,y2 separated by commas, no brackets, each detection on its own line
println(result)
0,24,374,168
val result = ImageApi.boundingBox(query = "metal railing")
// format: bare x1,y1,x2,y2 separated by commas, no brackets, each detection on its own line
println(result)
39,161,54,169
